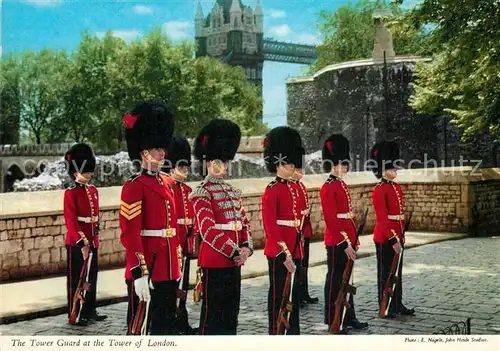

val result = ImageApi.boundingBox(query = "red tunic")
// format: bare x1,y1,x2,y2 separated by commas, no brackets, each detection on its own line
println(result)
372,178,405,245
160,173,196,255
189,175,253,268
262,177,304,259
63,182,99,249
119,170,182,282
320,175,358,248
291,180,313,239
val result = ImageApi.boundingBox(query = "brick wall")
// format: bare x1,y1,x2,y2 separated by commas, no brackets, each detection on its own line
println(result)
1,168,499,282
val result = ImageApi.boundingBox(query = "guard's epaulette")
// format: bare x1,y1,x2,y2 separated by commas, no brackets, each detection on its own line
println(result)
66,184,76,190
127,173,141,182
325,177,334,184
267,180,278,188
189,182,210,200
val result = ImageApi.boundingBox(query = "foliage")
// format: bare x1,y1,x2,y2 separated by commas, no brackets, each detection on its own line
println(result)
394,0,500,137
310,0,432,73
0,28,267,148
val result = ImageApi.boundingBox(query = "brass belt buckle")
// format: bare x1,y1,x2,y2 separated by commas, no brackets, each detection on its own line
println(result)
185,217,190,224
164,228,174,238
294,218,300,228
234,222,241,232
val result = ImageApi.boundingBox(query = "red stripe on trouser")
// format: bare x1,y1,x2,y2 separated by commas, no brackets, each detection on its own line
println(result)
128,284,135,333
378,244,382,307
327,248,335,326
68,249,72,320
201,270,209,335
271,259,276,335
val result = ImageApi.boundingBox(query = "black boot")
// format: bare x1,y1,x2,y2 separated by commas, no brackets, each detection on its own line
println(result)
344,308,368,329
75,316,89,326
90,311,108,321
399,305,415,316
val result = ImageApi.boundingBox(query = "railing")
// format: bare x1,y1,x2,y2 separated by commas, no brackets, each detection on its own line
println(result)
433,318,471,335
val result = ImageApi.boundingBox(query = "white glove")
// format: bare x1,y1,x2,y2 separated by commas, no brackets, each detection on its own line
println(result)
134,276,151,302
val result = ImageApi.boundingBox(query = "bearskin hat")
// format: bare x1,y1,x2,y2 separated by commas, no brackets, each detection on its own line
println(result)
263,126,305,174
64,143,96,178
122,99,175,163
322,134,350,172
369,140,400,178
164,136,192,171
193,119,241,162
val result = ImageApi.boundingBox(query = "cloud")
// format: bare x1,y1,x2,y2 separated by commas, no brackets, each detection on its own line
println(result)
269,25,291,37
162,21,192,40
133,5,153,15
267,25,321,45
96,30,143,42
295,33,321,45
268,9,286,18
22,0,63,7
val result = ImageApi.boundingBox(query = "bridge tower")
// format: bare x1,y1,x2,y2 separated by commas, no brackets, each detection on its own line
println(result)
195,0,265,121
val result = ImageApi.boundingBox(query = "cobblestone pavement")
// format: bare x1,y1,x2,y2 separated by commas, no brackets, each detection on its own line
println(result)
1,237,499,336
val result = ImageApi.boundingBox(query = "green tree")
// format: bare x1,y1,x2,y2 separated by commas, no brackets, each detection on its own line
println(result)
310,0,432,73
17,50,70,144
0,55,21,144
395,0,500,137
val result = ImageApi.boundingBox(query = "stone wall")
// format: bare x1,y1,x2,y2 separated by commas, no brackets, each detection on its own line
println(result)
286,57,499,169
1,168,499,282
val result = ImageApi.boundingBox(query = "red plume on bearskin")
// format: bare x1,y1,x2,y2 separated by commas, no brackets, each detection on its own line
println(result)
263,137,268,148
369,141,399,179
322,134,350,173
263,126,304,174
122,114,140,130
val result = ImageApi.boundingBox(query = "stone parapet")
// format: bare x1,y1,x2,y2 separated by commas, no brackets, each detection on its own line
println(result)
1,167,498,281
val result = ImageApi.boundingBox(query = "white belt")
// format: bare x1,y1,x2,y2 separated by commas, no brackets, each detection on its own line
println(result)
213,221,243,231
177,218,193,225
141,228,177,238
77,216,99,223
300,209,309,215
388,215,404,220
336,212,354,219
277,219,301,228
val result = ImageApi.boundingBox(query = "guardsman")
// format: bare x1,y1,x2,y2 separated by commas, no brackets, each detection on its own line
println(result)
64,143,107,326
370,141,415,318
262,126,305,335
119,100,182,335
189,119,253,335
289,168,319,306
320,134,368,333
160,136,198,334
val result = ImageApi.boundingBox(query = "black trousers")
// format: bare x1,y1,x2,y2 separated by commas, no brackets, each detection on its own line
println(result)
375,242,404,314
199,266,241,335
324,245,358,326
174,255,193,335
267,255,301,335
126,279,178,335
66,245,98,321
298,238,312,299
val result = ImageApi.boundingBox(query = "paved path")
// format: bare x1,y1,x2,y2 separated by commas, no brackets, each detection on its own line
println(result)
0,231,465,322
1,236,499,335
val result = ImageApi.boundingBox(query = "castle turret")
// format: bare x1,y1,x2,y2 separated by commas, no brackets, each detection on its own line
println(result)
195,1,204,37
230,0,242,28
254,0,263,33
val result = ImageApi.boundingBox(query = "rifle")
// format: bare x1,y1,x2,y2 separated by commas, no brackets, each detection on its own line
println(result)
69,251,93,325
175,227,195,334
276,215,304,335
379,211,413,318
330,207,369,334
130,252,157,335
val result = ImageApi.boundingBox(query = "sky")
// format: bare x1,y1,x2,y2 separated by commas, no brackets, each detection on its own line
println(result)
2,0,418,128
